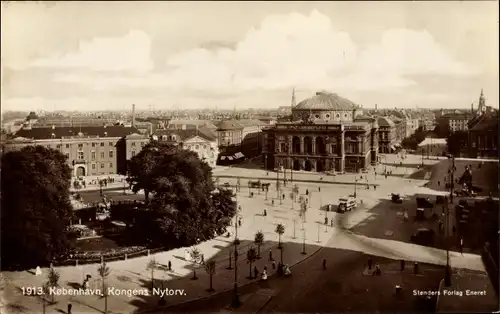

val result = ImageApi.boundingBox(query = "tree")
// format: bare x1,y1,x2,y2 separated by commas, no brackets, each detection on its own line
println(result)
275,223,285,249
246,247,258,279
236,178,241,192
126,141,236,248
299,200,308,222
46,267,60,302
189,247,202,280
1,146,74,270
204,260,216,292
98,261,110,314
254,231,264,259
146,257,158,290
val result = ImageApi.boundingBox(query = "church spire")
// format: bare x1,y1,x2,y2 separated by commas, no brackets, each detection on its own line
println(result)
291,87,296,108
478,88,486,113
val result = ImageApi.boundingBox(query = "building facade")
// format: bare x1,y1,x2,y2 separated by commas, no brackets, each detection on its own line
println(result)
5,125,140,177
216,119,266,157
262,92,378,173
152,129,219,167
377,117,396,153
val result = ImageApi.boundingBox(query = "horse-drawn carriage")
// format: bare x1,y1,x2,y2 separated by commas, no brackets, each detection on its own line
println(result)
248,180,261,188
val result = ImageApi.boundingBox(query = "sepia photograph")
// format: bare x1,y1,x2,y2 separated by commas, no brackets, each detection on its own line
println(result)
1,1,498,313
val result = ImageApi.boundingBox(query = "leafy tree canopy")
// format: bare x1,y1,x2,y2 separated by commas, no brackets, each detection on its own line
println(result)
1,146,73,270
127,141,236,248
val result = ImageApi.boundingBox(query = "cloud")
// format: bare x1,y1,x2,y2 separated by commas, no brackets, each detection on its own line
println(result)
31,30,153,72
50,10,479,96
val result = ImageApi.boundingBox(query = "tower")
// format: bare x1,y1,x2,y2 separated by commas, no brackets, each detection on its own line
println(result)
291,88,296,108
131,104,136,127
471,103,474,114
478,89,486,114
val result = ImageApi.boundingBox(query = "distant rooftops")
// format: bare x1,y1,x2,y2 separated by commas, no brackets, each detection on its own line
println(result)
216,119,267,131
13,125,141,140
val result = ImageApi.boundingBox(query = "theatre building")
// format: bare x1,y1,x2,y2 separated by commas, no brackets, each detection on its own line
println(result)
262,91,379,173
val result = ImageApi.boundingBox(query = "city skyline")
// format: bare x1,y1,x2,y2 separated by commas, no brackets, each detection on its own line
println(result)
1,1,498,112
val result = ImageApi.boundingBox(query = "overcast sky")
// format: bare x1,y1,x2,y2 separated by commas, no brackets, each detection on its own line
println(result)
1,1,498,112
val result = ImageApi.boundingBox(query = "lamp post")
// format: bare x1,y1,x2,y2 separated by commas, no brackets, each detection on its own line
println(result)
301,227,307,254
231,204,241,308
444,157,455,286
316,223,320,243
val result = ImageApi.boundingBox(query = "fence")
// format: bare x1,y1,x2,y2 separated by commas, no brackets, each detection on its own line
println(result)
55,247,164,267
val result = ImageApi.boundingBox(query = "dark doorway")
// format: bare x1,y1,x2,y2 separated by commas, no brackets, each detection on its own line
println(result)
315,137,326,154
317,160,325,172
293,159,301,171
76,166,86,177
304,160,312,171
304,137,313,154
292,136,301,154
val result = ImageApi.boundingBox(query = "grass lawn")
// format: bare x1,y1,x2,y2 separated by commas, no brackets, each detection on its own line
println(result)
75,236,123,251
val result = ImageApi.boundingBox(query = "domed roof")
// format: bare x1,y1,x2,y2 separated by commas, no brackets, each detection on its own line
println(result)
294,92,358,111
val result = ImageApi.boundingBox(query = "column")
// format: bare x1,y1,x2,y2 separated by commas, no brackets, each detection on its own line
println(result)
312,136,316,155
300,136,305,154
288,136,293,154
340,130,345,173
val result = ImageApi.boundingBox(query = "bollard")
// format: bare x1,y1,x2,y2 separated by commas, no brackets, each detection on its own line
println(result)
400,260,405,271
414,262,419,274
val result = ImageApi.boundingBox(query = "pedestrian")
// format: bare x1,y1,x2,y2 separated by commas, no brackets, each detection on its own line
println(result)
272,260,276,270
324,217,328,225
306,189,309,196
254,266,259,279
269,251,273,261
238,218,242,227
460,238,463,255
272,200,274,206
322,259,327,270
282,193,285,200
374,185,376,190
331,218,334,227
201,254,204,264
67,301,72,314
263,209,267,216
438,181,440,186
168,260,172,271
318,187,321,192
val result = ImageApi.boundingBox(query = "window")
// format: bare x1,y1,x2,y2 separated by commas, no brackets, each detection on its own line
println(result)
280,142,287,152
56,144,62,149
78,144,83,149
77,151,84,160
132,150,136,157
65,153,70,159
195,145,199,149
336,114,340,118
92,163,96,169
92,143,96,147
109,162,113,168
109,142,114,146
100,142,104,147
109,151,114,158
187,145,192,149
315,114,320,119
325,114,330,119
132,142,136,147
91,151,96,160
66,144,70,148
100,152,105,159
344,113,348,118
100,163,104,169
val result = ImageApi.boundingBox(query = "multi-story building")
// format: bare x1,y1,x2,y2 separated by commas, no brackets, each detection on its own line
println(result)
262,91,378,173
5,125,140,177
392,117,406,145
468,90,498,159
216,119,266,157
405,112,420,137
377,117,396,153
419,113,436,131
151,129,219,167
436,113,472,134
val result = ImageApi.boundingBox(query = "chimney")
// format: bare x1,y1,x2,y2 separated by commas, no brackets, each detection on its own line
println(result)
471,103,474,114
375,104,378,111
132,104,136,128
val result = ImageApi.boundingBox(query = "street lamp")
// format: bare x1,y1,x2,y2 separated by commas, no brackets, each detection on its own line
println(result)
444,157,455,287
301,227,307,254
231,204,241,308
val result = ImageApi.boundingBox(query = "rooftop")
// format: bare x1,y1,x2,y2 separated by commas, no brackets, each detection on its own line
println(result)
13,125,141,140
377,117,396,127
295,91,359,111
216,119,266,131
153,128,216,142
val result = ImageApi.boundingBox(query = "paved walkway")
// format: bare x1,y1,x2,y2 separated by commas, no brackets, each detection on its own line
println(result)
2,155,490,314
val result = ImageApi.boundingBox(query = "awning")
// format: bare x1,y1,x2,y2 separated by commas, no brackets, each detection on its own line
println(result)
227,156,233,160
221,156,226,160
234,152,245,159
